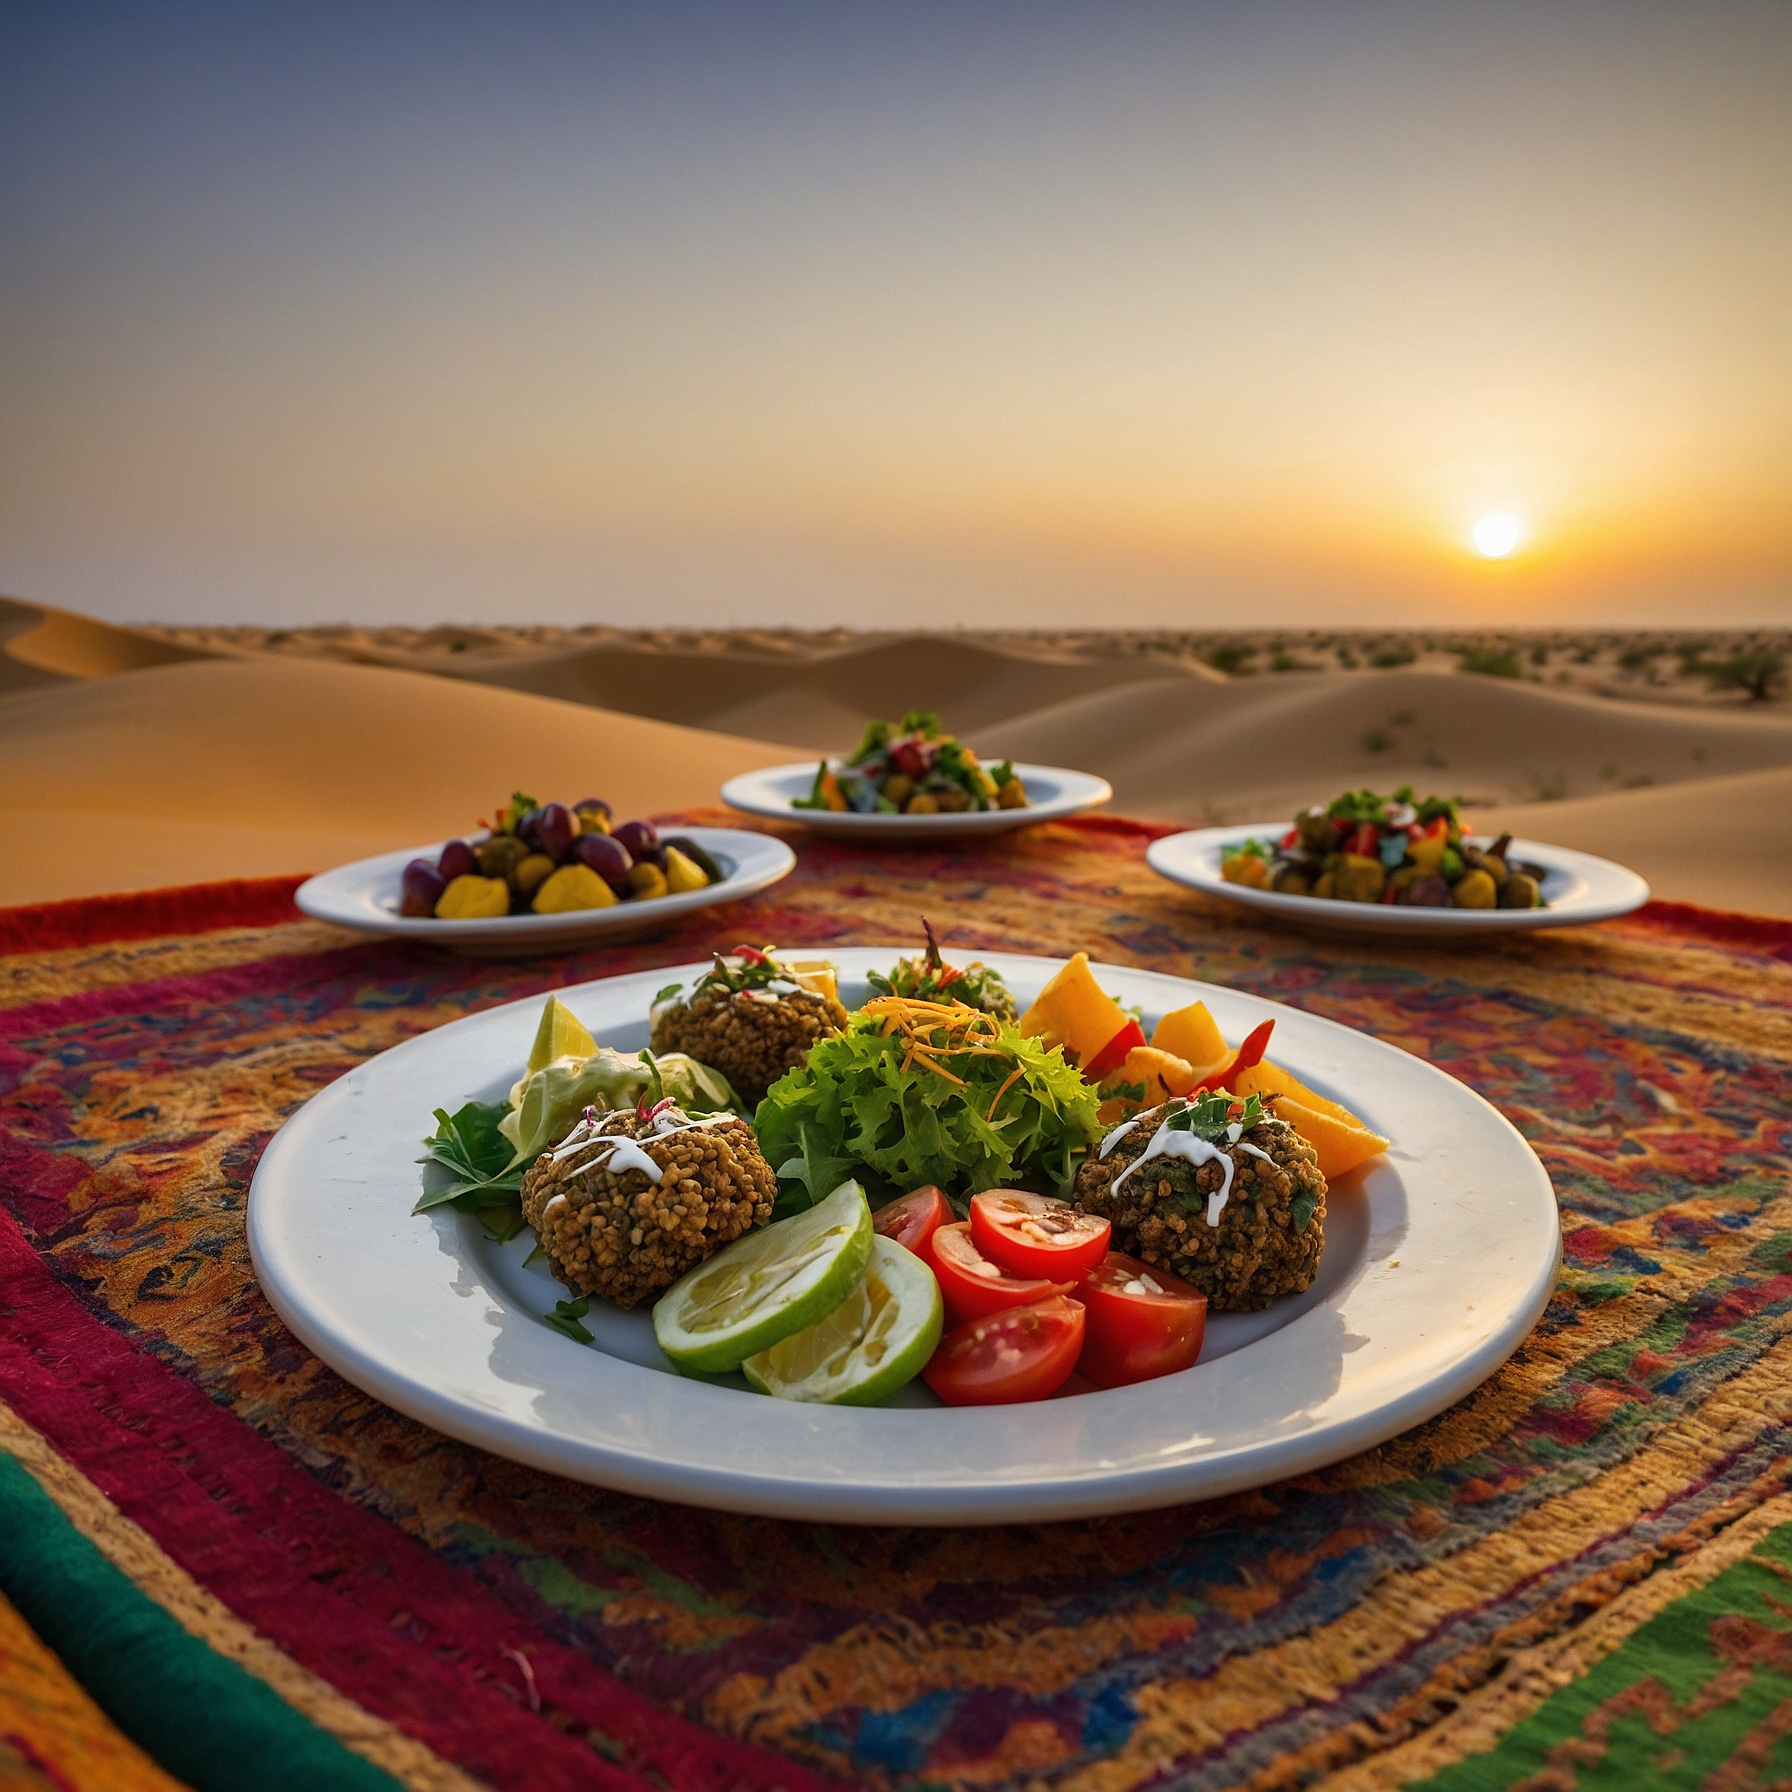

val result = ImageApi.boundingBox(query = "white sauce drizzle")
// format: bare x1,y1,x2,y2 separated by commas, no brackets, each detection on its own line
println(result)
547,1105,736,1185
1110,1117,1280,1228
1098,1119,1141,1160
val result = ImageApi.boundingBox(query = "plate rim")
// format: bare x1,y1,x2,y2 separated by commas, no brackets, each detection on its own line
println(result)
293,825,797,943
720,760,1113,832
247,949,1561,1523
1147,823,1651,932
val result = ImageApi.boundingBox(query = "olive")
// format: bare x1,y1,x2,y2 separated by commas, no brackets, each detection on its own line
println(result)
400,858,446,917
475,834,529,879
661,836,723,882
1405,874,1453,907
573,799,612,836
511,852,556,897
1498,873,1541,909
612,818,659,861
1272,867,1312,896
1295,808,1342,853
572,830,633,893
532,802,577,863
437,838,476,881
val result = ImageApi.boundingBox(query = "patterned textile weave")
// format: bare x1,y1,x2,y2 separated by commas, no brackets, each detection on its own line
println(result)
1,811,1789,1792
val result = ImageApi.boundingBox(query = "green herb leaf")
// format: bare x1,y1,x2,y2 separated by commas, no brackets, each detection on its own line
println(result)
543,1298,594,1344
1290,1186,1321,1232
653,982,685,1004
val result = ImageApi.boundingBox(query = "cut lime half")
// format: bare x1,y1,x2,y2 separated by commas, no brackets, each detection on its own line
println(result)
743,1235,944,1406
527,995,596,1075
653,1179,872,1374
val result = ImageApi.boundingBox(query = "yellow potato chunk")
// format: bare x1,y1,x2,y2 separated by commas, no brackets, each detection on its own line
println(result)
435,875,510,920
1453,868,1497,909
628,861,670,900
662,846,710,893
532,864,617,914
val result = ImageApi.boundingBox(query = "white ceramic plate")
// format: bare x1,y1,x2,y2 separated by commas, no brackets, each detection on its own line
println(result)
248,950,1560,1523
294,828,796,958
1149,825,1651,938
720,761,1112,839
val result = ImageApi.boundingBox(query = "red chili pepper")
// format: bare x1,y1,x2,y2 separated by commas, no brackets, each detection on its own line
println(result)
1347,823,1380,858
1085,1019,1146,1082
936,965,963,989
732,945,767,965
1193,1019,1275,1092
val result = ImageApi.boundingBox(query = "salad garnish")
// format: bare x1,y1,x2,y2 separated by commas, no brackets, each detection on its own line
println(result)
866,920,1018,1020
793,711,1027,816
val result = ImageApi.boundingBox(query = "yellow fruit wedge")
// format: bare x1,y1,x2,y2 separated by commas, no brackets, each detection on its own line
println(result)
526,995,597,1076
1096,1046,1200,1122
1150,1000,1227,1069
1270,1096,1390,1180
1232,1061,1368,1127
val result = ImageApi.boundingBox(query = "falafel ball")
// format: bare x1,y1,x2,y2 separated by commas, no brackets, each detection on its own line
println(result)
1074,1102,1327,1310
651,982,846,1107
520,1108,777,1309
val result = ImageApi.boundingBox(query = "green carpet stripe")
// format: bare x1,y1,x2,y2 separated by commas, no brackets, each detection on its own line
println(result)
0,1451,404,1792
1415,1520,1792,1789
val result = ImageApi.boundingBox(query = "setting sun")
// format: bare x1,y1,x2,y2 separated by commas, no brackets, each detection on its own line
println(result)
1473,513,1524,559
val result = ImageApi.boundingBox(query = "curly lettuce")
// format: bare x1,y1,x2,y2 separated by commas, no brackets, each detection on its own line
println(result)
755,1013,1102,1207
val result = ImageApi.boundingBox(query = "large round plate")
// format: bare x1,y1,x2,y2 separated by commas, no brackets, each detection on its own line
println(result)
721,761,1111,839
1148,825,1650,937
294,827,795,957
247,950,1560,1522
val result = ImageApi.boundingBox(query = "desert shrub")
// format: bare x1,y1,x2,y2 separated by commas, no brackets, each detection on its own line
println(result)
1369,642,1416,667
1459,645,1521,678
1696,649,1786,703
1206,642,1256,676
1360,727,1390,753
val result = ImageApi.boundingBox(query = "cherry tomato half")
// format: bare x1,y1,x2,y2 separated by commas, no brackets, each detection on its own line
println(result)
1071,1251,1207,1387
931,1221,1073,1327
922,1295,1086,1405
872,1186,954,1266
969,1190,1111,1282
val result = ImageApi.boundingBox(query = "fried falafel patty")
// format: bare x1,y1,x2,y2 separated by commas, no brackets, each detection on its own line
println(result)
650,986,846,1108
520,1108,777,1308
1074,1103,1327,1311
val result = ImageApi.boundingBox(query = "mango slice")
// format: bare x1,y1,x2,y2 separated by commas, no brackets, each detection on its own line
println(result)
1150,999,1227,1071
1018,952,1131,1071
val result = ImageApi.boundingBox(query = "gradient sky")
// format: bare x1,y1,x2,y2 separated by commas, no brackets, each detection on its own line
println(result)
2,2,1788,628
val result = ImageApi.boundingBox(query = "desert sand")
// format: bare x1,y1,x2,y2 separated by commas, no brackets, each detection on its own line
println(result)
3,595,1788,915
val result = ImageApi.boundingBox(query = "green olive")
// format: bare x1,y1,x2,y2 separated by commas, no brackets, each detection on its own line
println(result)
475,834,529,879
1498,873,1541,909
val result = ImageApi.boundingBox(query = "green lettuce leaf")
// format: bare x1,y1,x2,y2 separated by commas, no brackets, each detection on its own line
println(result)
754,1014,1102,1206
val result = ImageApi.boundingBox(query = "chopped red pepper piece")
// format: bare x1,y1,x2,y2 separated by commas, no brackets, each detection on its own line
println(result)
1193,1019,1275,1092
1347,823,1380,858
731,945,767,965
1085,1019,1146,1082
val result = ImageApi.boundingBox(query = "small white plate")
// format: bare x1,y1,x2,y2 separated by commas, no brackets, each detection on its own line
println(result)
295,827,796,958
247,950,1560,1523
720,761,1111,839
1148,825,1651,938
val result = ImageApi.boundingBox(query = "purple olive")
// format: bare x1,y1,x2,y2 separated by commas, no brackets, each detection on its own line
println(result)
612,818,659,861
517,807,545,847
436,838,475,881
572,831,633,893
531,802,576,863
401,858,447,917
574,797,612,824
1404,874,1452,907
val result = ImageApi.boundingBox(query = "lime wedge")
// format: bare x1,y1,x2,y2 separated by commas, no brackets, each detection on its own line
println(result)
653,1180,872,1374
527,995,596,1075
743,1236,943,1405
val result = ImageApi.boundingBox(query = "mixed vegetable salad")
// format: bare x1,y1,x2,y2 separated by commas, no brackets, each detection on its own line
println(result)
416,935,1393,1407
399,791,721,921
794,711,1028,815
1221,785,1549,909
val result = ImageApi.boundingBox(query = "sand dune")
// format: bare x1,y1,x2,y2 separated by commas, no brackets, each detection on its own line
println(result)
2,597,1788,917
976,669,1792,817
0,656,788,904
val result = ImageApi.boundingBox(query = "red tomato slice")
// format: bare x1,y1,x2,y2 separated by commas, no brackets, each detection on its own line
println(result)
923,1295,1086,1405
969,1190,1111,1282
872,1186,954,1265
1071,1251,1207,1387
931,1221,1073,1327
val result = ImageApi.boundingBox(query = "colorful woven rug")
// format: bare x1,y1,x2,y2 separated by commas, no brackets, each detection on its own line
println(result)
2,810,1790,1792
